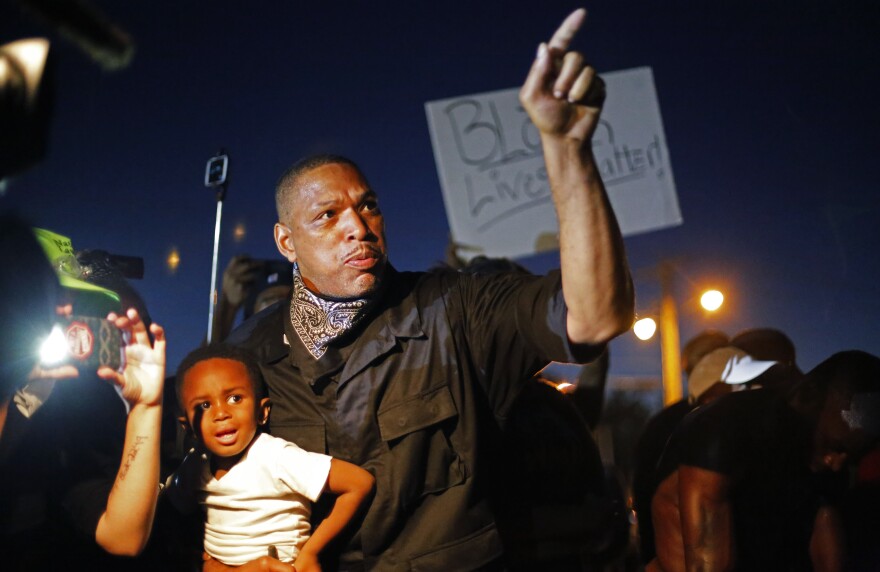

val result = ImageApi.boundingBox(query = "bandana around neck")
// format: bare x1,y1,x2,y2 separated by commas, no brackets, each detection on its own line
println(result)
289,265,373,360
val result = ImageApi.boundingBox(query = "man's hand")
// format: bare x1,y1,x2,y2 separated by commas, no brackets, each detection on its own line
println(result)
209,255,263,343
520,8,605,144
519,8,634,346
221,255,262,308
26,363,79,382
22,303,79,391
203,553,295,572
293,549,321,572
97,309,165,408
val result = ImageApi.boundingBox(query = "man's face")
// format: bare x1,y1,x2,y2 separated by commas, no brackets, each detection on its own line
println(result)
810,395,873,473
275,162,387,299
179,358,270,464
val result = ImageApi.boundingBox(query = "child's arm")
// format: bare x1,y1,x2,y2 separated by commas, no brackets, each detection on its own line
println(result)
294,459,375,572
93,309,166,556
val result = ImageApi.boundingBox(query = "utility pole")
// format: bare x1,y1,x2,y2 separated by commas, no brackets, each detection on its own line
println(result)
659,260,682,405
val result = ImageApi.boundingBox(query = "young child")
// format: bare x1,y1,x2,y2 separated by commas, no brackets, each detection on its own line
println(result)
166,344,374,571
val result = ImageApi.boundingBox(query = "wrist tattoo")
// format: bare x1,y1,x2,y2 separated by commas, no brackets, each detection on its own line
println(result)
119,435,149,481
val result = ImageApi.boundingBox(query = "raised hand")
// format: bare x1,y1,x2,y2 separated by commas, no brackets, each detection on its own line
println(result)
520,8,606,143
94,309,167,555
221,255,262,308
98,309,165,408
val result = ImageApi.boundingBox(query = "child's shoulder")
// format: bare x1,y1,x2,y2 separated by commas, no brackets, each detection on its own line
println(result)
251,432,306,458
256,433,333,469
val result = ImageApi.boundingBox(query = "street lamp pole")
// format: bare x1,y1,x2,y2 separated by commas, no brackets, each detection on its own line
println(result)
659,260,683,405
633,261,725,404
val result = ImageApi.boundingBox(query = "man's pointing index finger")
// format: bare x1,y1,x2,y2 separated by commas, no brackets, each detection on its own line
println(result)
548,8,587,52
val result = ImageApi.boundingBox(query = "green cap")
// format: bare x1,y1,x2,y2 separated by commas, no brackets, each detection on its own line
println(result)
32,227,121,306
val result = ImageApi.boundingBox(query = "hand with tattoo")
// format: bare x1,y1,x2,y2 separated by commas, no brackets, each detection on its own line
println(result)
97,308,166,408
94,308,167,555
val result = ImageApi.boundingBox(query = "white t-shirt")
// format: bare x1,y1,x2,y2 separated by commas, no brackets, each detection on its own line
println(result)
170,432,332,565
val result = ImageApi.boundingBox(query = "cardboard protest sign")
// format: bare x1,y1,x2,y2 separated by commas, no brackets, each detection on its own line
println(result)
425,67,682,260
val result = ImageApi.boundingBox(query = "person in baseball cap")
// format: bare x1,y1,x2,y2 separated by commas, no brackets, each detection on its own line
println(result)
687,346,779,404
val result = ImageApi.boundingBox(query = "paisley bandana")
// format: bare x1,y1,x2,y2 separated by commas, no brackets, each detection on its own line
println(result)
289,265,373,360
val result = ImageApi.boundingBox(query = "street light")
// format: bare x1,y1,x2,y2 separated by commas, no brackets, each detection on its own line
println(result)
633,317,657,341
701,290,724,311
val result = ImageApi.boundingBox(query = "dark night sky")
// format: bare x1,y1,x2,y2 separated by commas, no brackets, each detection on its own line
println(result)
3,1,879,380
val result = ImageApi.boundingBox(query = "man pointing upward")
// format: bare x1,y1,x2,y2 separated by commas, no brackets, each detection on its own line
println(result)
221,8,633,571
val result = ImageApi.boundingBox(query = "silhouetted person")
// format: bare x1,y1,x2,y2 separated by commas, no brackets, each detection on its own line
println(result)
0,214,167,570
651,350,880,572
209,255,294,344
730,327,802,395
632,330,729,564
451,257,622,570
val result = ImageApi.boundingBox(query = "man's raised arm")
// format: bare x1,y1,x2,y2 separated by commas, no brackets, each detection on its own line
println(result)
519,8,634,345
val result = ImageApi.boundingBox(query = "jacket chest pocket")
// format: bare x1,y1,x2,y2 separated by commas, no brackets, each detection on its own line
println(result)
377,384,467,509
266,422,326,454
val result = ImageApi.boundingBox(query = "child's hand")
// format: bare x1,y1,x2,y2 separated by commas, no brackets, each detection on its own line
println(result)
292,549,321,572
97,309,165,408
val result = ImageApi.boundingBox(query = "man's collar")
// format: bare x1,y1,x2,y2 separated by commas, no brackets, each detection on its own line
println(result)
241,265,425,366
290,265,381,360
379,266,423,339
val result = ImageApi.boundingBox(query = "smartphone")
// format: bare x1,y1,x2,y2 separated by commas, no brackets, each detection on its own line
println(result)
42,315,123,372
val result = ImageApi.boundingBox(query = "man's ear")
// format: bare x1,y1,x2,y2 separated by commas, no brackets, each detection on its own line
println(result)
259,397,272,426
274,223,297,263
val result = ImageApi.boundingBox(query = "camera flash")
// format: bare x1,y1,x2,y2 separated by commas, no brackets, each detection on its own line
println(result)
39,324,68,365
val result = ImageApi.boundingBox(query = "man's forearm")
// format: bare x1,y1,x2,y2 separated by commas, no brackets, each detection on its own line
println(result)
95,403,162,556
683,501,734,572
543,135,633,345
679,466,735,572
810,505,845,572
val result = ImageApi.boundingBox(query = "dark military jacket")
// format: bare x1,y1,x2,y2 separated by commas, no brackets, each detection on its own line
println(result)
229,267,595,571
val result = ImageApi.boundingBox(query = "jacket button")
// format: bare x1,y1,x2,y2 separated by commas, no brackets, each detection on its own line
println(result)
398,417,406,427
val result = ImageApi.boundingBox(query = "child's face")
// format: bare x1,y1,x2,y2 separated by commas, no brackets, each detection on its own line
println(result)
179,358,270,461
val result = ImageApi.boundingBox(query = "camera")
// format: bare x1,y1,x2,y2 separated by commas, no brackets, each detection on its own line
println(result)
243,259,293,318
40,314,122,373
77,249,144,280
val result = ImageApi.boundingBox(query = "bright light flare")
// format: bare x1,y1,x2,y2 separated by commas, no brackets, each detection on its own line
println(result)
166,247,180,273
0,38,50,103
700,290,724,311
233,222,246,242
633,317,657,340
39,325,68,366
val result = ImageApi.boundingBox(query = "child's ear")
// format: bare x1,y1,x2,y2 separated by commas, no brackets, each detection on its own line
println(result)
178,415,194,436
259,398,272,426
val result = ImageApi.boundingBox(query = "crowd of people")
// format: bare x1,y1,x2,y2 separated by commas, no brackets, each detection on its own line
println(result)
633,331,880,572
2,6,879,572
